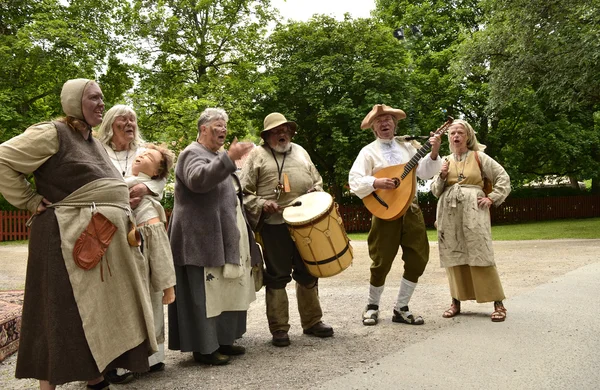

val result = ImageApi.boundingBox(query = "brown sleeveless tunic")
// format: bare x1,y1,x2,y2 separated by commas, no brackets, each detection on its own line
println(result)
15,121,150,385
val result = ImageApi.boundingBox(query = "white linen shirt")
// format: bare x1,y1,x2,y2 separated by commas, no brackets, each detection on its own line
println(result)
349,137,442,199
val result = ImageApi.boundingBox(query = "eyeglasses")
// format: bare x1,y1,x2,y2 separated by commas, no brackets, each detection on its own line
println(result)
270,126,292,135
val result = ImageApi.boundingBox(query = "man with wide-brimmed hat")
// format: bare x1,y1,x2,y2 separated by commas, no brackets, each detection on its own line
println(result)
348,104,442,326
240,112,333,347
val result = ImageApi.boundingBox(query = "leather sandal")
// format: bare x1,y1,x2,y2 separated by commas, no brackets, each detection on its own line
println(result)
442,299,461,318
491,302,507,322
392,306,425,325
362,304,379,326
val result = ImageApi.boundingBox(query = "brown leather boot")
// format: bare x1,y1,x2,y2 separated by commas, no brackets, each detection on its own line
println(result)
271,330,291,347
296,282,332,336
303,321,334,337
266,287,291,346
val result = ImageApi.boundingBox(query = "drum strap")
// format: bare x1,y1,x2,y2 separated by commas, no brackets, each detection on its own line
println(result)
302,241,352,266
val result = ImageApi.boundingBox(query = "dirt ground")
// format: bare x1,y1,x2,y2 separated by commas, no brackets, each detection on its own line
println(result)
1,239,599,390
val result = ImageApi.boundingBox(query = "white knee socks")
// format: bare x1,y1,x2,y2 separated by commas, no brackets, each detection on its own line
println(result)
368,284,384,306
395,278,417,311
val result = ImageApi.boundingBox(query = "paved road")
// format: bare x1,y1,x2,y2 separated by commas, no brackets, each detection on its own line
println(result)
319,262,600,390
1,240,599,389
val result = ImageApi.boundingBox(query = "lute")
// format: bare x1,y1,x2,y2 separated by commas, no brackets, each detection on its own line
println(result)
362,117,454,221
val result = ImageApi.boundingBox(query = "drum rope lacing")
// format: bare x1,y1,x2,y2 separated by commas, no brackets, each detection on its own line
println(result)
288,203,352,277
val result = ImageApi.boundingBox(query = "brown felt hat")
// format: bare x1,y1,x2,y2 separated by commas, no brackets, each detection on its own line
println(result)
360,104,406,130
261,113,297,138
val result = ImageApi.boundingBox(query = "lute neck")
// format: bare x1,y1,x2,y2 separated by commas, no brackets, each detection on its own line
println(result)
399,116,454,179
401,141,432,179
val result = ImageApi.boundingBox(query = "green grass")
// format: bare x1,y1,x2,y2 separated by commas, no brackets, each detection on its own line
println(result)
0,240,28,246
348,218,600,241
1,219,599,245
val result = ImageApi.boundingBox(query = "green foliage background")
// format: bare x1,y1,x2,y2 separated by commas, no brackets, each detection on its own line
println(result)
1,0,599,211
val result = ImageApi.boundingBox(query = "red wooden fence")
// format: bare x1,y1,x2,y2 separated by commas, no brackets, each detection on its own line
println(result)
0,211,31,241
339,195,600,232
1,195,599,240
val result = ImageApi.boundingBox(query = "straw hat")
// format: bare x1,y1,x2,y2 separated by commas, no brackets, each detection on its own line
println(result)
261,113,297,138
360,104,406,130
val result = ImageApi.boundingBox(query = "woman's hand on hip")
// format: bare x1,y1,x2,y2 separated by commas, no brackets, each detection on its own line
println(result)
36,198,51,214
477,196,493,209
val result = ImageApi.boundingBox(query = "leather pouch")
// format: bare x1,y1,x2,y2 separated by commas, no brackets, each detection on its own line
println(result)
73,212,118,272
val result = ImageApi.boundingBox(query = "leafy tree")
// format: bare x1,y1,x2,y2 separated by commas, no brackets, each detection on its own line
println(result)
374,0,488,151
457,0,600,190
126,0,276,153
255,16,411,202
0,0,133,141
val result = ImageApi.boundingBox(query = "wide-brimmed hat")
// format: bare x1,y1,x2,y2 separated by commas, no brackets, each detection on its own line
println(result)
261,113,297,138
360,104,406,130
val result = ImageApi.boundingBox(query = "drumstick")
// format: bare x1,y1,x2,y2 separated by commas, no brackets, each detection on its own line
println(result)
281,201,302,209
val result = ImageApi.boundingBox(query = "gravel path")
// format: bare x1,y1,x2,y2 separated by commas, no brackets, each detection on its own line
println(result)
1,239,598,389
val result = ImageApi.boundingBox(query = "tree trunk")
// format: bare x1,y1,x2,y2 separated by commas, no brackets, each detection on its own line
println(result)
328,182,343,204
568,176,581,190
591,177,600,194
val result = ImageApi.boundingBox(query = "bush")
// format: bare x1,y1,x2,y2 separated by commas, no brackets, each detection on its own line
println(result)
0,195,19,211
509,186,592,198
161,192,174,211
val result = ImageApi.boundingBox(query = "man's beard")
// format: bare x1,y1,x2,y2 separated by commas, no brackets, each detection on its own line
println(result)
271,142,291,153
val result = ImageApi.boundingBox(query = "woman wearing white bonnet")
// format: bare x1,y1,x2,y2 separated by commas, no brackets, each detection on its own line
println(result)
0,79,157,390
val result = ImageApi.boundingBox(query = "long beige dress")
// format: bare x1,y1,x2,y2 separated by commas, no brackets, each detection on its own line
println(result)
430,151,511,302
0,122,156,385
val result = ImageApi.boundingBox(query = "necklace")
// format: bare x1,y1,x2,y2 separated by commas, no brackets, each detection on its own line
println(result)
454,151,469,181
270,147,289,200
113,148,130,176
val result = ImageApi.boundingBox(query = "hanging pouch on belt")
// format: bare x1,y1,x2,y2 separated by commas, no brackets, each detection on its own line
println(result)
73,210,118,273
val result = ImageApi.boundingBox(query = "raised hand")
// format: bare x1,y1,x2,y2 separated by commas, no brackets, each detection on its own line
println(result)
227,137,254,161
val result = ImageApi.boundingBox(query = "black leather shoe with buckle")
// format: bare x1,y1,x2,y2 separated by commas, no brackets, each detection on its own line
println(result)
193,351,230,365
272,330,291,347
105,369,135,384
303,321,334,338
218,344,246,355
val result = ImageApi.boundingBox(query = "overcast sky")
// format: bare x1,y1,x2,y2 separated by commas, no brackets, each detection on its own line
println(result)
271,0,376,21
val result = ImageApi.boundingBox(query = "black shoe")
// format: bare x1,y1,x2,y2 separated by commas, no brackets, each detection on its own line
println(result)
218,344,246,356
132,362,166,380
193,351,230,365
271,330,290,347
149,362,165,372
303,321,334,338
87,379,111,390
105,369,135,384
392,306,425,325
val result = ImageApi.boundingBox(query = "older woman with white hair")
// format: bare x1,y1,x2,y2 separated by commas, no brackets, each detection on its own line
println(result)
96,105,165,209
96,104,170,384
430,119,511,322
168,107,261,366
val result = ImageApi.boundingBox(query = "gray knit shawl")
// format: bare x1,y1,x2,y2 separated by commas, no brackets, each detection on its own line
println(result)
168,142,240,268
